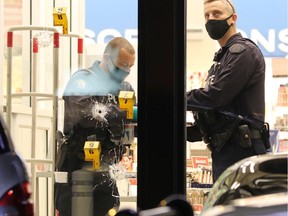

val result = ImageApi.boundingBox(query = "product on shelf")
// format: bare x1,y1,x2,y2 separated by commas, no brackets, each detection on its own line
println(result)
277,84,288,107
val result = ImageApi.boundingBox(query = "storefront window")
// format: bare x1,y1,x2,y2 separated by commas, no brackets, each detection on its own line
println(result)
2,0,287,215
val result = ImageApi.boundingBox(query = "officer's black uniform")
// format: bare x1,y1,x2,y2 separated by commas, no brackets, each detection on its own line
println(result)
187,33,267,181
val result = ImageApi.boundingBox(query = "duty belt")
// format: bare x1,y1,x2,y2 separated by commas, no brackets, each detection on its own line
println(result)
249,129,262,139
205,128,262,152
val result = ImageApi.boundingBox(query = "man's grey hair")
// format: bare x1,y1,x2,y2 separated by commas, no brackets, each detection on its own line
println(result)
104,37,135,58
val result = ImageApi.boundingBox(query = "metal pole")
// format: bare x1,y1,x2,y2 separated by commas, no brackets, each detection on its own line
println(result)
51,31,60,216
32,36,39,216
6,31,13,129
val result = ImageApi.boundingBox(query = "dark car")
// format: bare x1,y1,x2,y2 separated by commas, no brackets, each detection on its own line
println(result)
201,153,288,214
0,115,34,216
201,192,288,216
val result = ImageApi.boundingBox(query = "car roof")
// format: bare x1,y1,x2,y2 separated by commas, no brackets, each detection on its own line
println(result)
203,153,288,211
0,115,15,154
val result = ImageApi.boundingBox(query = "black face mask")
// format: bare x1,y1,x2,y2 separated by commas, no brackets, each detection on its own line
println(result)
205,14,233,40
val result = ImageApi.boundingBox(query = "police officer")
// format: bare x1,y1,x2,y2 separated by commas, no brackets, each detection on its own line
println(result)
55,37,136,216
187,0,268,182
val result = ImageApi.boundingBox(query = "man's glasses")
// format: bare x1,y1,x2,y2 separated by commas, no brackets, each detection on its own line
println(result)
225,0,235,13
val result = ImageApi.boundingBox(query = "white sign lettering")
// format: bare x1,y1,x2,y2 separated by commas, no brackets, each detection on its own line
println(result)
238,28,288,55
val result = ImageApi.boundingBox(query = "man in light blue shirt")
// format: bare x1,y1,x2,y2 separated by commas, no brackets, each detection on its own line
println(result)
55,37,136,216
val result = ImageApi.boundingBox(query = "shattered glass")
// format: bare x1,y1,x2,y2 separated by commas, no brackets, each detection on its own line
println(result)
60,95,136,199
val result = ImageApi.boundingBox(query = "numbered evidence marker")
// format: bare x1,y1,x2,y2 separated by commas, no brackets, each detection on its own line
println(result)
119,91,135,119
84,141,101,170
53,7,68,34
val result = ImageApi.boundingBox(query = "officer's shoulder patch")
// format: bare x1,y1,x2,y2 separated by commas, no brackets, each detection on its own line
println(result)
229,43,246,54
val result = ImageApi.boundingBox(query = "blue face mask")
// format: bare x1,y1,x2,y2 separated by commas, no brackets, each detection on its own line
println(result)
108,56,129,82
109,67,129,82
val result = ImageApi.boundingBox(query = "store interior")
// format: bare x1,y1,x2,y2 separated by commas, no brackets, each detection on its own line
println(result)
0,0,287,216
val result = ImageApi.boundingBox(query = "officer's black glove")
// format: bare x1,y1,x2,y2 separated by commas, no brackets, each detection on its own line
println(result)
187,123,203,142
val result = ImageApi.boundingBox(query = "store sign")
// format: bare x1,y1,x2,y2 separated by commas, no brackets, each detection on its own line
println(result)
85,0,138,44
234,0,288,58
85,0,287,57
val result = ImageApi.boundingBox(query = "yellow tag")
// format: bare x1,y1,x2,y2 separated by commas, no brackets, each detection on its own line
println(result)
119,91,135,119
53,7,68,34
84,141,101,170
